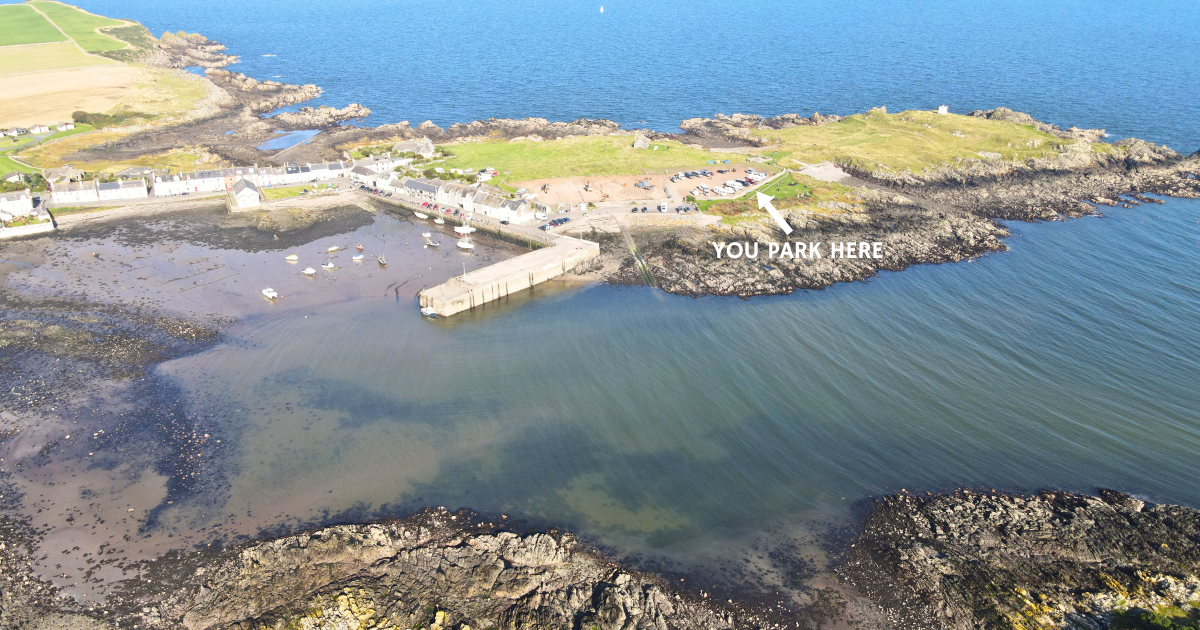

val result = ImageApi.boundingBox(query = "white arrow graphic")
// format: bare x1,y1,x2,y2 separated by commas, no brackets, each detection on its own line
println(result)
756,192,793,235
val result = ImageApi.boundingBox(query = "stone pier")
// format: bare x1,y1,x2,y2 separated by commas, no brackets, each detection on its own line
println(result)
419,235,600,317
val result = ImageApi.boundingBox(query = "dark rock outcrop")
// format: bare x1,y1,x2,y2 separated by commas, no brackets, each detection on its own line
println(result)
153,31,239,69
203,69,322,114
841,490,1200,630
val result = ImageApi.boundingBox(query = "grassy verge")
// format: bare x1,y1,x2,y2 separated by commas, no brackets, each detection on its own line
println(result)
440,136,728,181
2,215,52,228
49,205,118,217
262,185,324,201
750,108,1074,174
29,1,127,52
0,4,67,46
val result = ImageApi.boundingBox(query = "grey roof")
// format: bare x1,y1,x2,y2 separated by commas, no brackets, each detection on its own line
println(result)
350,165,373,176
500,199,527,211
55,180,97,193
405,178,439,194
0,189,31,202
2,171,23,181
97,181,121,191
233,179,259,194
120,179,145,189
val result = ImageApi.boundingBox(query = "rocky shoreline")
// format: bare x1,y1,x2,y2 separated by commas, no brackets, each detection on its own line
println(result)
6,488,1199,630
841,489,1200,630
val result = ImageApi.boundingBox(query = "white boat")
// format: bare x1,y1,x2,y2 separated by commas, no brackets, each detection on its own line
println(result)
302,267,316,276
426,240,440,248
322,261,336,270
434,217,445,225
457,238,474,250
420,306,438,317
414,211,429,219
377,255,386,265
421,232,432,238
453,225,476,234
327,245,339,253
261,288,279,299
352,254,364,261
285,254,298,262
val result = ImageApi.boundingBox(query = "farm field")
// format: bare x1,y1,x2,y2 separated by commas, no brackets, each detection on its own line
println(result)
0,41,119,75
29,1,127,52
440,136,725,181
0,65,137,127
0,4,66,46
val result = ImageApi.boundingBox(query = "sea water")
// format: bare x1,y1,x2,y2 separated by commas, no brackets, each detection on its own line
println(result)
60,0,1200,149
4,0,1199,596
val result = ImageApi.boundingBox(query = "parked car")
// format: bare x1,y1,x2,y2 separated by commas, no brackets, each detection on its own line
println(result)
500,220,510,225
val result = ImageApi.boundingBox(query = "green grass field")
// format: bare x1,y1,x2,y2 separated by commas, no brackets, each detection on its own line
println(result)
0,155,37,174
29,1,126,52
0,4,66,46
752,108,1074,174
0,40,118,74
700,172,859,221
439,136,730,181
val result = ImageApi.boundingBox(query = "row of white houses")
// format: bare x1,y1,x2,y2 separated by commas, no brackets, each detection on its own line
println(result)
351,169,538,224
2,123,74,137
49,179,149,205
149,155,408,198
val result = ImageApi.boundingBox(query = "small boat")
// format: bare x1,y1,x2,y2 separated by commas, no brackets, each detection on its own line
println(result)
355,244,364,251
262,288,279,299
421,232,432,238
327,245,339,253
352,254,364,261
322,261,336,270
434,217,445,225
414,211,429,219
426,240,440,248
457,238,474,250
420,306,438,317
377,255,386,265
302,267,316,276
453,226,476,234
285,254,298,262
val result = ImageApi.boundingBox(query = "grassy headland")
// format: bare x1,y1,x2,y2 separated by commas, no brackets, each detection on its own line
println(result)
752,108,1076,174
440,135,725,180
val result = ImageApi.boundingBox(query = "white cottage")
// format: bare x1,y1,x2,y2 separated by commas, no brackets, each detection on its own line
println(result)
0,189,34,221
230,179,261,209
391,137,436,159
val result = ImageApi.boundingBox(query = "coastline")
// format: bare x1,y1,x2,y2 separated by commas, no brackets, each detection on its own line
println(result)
2,16,1199,630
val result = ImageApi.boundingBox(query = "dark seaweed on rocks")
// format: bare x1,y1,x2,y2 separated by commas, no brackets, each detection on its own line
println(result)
839,489,1200,630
